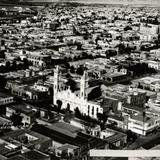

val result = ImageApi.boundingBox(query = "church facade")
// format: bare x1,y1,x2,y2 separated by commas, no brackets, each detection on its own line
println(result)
53,66,103,119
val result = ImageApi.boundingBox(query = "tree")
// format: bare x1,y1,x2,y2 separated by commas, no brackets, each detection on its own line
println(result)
75,107,81,118
0,75,6,89
10,110,23,127
5,61,10,70
23,58,30,69
76,66,84,75
11,60,17,71
63,111,74,123
61,150,69,159
88,86,101,100
0,50,5,59
77,42,82,50
70,66,75,73
97,113,108,130
117,43,126,55
66,78,77,92
56,100,62,113
124,26,132,31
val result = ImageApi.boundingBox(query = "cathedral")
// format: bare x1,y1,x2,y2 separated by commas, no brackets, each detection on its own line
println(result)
53,66,103,119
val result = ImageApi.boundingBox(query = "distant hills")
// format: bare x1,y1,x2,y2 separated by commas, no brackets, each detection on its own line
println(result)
0,0,160,6
23,0,160,5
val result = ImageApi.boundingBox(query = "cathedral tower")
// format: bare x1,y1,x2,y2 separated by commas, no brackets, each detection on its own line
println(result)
80,71,89,100
53,66,59,105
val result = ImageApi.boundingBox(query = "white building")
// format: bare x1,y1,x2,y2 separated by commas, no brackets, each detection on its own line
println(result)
0,94,14,106
53,66,103,119
128,113,160,136
33,82,49,92
27,52,51,68
148,60,160,70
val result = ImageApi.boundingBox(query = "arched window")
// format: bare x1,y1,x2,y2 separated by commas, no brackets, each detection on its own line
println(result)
97,108,99,114
92,107,94,115
67,103,70,111
88,105,90,115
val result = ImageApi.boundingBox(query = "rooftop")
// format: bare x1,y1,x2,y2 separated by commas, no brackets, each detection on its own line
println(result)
0,92,13,99
7,150,50,160
22,150,50,160
8,103,36,116
133,76,160,85
130,113,158,123
57,143,79,151
1,129,51,147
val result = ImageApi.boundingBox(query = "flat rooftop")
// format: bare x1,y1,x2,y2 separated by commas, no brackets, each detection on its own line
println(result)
132,76,160,84
47,122,82,138
0,92,13,99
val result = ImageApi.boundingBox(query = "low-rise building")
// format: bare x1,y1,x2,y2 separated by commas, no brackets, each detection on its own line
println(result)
100,128,127,149
7,150,50,160
6,104,36,127
1,129,52,152
128,113,160,136
27,52,51,68
147,60,160,70
0,93,14,106
55,143,80,159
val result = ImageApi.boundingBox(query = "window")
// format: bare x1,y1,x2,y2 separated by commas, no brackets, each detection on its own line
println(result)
88,105,90,115
92,107,94,115
97,108,99,114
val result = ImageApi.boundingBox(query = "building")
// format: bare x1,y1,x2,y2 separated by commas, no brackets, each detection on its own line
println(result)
1,129,52,152
139,23,159,36
0,93,14,106
102,84,146,108
0,140,22,160
55,143,80,159
128,113,160,136
53,66,103,119
27,52,51,69
132,76,160,91
6,104,37,127
102,69,131,84
147,60,160,70
31,123,107,160
100,128,127,149
7,150,50,160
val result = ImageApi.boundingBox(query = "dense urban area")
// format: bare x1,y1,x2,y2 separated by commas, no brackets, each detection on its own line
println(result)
0,0,160,160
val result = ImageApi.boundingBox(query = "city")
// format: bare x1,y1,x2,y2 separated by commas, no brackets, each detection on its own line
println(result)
0,0,160,160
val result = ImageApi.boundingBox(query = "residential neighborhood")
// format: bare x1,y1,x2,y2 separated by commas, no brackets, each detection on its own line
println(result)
0,0,160,159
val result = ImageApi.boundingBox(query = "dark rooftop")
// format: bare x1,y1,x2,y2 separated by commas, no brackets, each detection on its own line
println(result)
22,150,50,160
7,150,50,160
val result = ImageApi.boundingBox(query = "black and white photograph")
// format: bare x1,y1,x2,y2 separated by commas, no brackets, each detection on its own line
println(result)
0,0,160,159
